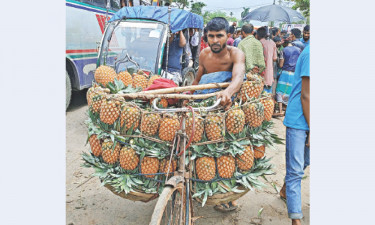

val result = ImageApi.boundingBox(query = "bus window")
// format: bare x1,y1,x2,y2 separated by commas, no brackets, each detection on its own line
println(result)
92,0,106,8
111,0,121,10
81,0,106,8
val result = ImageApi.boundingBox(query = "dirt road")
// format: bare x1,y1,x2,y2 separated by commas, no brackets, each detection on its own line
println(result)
66,90,310,225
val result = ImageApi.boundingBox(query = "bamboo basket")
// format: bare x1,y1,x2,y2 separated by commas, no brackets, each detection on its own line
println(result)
104,184,159,203
192,186,250,205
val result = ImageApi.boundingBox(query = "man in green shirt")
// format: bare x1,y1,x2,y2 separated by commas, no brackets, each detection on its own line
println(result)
237,24,265,74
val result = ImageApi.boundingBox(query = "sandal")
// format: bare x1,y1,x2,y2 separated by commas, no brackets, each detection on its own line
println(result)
214,202,238,213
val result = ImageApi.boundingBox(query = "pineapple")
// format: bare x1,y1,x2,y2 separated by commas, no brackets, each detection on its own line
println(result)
132,74,148,90
159,158,177,174
89,89,105,113
147,75,161,87
239,80,263,102
246,72,263,82
196,156,216,181
242,101,265,128
260,93,275,121
140,113,161,136
150,98,168,108
86,87,95,106
94,65,117,87
117,70,133,87
88,134,102,157
253,145,265,159
225,106,245,134
119,146,139,170
159,114,180,142
204,113,224,141
236,145,254,171
186,112,204,143
101,139,120,164
100,98,121,125
217,155,236,178
120,104,141,130
140,156,159,178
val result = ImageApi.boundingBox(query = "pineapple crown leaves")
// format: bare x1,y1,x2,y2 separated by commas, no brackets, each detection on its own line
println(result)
107,78,125,94
117,83,142,94
130,137,166,159
110,173,144,194
81,152,116,180
247,121,284,147
193,182,219,207
85,118,111,145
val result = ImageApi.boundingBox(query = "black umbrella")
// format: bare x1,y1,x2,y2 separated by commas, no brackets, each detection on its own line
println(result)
242,0,305,23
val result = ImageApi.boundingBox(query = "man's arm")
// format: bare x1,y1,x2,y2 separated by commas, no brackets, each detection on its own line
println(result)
191,52,206,87
179,30,186,48
301,76,310,146
255,42,266,72
216,48,245,110
273,44,277,62
279,58,284,68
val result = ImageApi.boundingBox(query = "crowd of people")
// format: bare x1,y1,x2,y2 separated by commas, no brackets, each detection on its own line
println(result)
161,18,310,225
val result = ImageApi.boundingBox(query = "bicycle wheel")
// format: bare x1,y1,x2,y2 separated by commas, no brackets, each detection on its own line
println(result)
150,184,191,225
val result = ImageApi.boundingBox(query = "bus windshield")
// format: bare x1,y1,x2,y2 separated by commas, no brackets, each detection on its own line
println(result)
99,20,166,73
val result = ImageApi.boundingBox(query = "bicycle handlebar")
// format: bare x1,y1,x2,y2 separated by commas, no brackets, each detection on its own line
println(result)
152,98,222,112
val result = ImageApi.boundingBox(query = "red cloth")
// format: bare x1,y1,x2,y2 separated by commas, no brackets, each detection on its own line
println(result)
144,78,179,105
200,37,208,52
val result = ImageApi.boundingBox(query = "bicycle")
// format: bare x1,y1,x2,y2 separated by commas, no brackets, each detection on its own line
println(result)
149,97,222,225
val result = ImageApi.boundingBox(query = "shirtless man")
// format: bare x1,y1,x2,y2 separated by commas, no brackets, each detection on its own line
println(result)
191,17,245,111
191,17,245,212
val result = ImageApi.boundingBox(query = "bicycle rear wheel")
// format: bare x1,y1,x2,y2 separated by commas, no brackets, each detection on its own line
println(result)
150,184,191,225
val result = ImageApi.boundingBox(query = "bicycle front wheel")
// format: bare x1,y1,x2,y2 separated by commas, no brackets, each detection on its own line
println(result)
150,184,191,225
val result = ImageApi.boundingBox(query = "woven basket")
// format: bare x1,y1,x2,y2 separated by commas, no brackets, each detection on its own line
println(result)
192,186,250,205
104,184,159,203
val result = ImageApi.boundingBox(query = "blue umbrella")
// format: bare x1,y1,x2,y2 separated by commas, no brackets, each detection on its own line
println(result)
242,1,305,23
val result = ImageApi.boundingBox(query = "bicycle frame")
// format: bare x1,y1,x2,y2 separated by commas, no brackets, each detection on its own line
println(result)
151,98,221,225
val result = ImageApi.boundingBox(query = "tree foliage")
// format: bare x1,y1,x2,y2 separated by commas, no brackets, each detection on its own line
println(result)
190,2,206,16
291,0,310,17
202,10,237,25
241,7,250,19
168,0,189,9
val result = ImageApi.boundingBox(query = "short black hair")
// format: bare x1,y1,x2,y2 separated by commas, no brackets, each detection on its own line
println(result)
241,24,254,34
304,25,310,32
291,28,301,38
272,27,279,36
273,36,281,42
206,17,229,33
256,27,267,39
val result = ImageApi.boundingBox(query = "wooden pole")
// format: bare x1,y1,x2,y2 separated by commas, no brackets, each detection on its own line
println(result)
114,92,220,100
116,82,231,96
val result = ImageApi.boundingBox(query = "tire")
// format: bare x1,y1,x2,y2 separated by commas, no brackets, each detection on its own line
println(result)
66,71,72,110
150,185,191,225
181,67,195,87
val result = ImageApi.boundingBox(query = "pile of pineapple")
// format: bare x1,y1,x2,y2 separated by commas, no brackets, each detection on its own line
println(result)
82,65,283,205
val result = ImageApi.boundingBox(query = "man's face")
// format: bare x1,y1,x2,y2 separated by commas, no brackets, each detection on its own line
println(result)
276,41,282,47
290,33,295,41
303,30,310,41
207,30,228,53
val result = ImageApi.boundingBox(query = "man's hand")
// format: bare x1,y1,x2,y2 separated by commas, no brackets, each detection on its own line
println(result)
306,134,310,147
216,90,232,111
